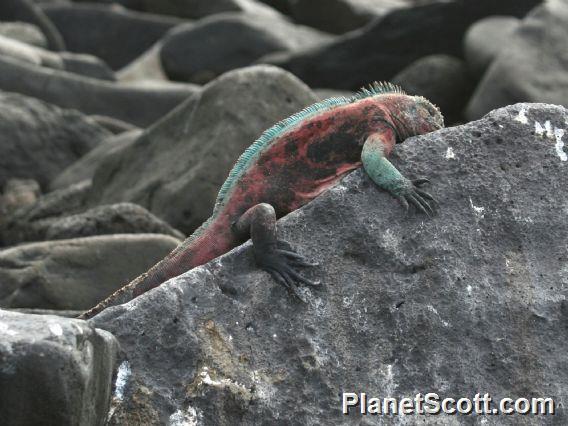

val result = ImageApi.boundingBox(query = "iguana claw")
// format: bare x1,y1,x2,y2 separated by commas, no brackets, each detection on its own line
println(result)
257,241,320,300
397,178,438,216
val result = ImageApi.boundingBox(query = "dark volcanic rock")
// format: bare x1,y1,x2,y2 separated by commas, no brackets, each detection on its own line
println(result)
262,0,543,90
42,3,182,70
51,129,142,190
466,1,568,120
0,234,181,310
160,13,332,83
0,309,118,426
392,54,474,124
0,91,110,190
0,0,65,50
89,65,318,234
0,21,47,48
463,16,521,79
0,55,198,127
1,202,184,245
92,103,568,424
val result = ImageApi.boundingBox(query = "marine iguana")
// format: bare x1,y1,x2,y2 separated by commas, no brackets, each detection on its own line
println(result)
79,82,444,319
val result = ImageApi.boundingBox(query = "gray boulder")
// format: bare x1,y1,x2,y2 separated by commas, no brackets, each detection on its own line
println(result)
0,309,118,426
160,12,333,83
0,21,47,48
42,3,182,70
0,234,181,310
51,129,142,190
0,33,114,80
392,54,473,124
0,55,199,127
0,0,65,51
288,0,410,34
89,65,318,234
0,91,110,189
92,103,568,424
466,0,568,120
463,16,521,79
1,201,184,245
262,0,542,90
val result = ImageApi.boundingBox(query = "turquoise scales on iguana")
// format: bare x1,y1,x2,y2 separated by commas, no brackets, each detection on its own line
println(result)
79,82,444,319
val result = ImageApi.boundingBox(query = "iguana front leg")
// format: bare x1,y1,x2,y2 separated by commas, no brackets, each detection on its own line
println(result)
233,203,319,298
362,130,438,215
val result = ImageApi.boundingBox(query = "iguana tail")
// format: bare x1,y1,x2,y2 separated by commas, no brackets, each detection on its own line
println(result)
78,217,236,319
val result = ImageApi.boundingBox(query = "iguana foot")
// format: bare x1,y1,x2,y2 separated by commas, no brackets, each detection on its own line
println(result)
234,203,319,301
257,240,319,301
395,177,438,217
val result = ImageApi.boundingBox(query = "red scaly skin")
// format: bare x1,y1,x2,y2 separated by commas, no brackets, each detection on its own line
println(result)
80,93,442,319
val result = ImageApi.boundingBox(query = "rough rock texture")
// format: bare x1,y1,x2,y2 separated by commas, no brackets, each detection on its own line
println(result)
160,13,332,84
0,91,110,189
463,16,521,79
262,0,543,90
1,201,184,245
51,129,143,190
466,0,568,120
89,65,318,234
0,234,181,310
392,54,473,124
0,309,118,426
42,3,182,70
0,0,65,51
0,21,47,48
0,179,40,217
0,55,198,127
0,33,114,80
92,103,568,424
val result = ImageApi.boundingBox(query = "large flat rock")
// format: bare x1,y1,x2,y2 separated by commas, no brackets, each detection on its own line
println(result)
92,103,568,424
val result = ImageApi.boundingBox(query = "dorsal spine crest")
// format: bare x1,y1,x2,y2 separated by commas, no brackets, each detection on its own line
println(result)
213,81,405,212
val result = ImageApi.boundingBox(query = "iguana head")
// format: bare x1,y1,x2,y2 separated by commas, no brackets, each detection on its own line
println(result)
390,95,444,142
411,96,444,135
